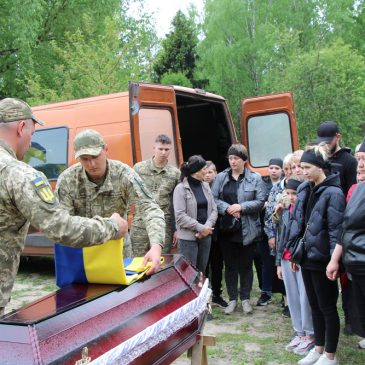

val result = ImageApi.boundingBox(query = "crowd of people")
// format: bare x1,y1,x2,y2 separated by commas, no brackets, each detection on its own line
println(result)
1,97,364,365
172,121,365,365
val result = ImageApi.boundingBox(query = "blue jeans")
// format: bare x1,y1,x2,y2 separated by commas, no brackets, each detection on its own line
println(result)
178,236,211,273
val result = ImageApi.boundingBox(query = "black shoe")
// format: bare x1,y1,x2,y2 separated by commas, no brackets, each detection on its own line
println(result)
212,296,228,308
343,323,354,336
282,305,290,317
207,312,214,321
280,295,285,308
256,293,272,306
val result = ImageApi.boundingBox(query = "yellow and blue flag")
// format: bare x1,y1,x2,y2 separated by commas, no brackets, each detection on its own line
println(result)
54,239,162,288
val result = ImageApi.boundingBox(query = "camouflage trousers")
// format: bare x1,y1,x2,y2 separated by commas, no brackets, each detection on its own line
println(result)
0,244,21,309
130,224,173,256
123,233,133,258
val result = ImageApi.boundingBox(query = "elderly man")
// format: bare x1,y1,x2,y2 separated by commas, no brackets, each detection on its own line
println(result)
0,98,125,316
56,129,165,271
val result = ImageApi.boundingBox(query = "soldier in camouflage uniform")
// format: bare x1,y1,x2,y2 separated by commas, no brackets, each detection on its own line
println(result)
56,129,165,263
131,134,180,255
0,98,126,316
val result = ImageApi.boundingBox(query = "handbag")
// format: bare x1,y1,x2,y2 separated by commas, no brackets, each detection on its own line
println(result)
219,213,241,233
289,224,309,265
54,238,163,288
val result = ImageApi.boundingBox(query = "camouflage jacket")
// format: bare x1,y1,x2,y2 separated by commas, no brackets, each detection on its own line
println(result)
132,158,180,226
0,139,119,306
263,178,286,239
56,159,165,245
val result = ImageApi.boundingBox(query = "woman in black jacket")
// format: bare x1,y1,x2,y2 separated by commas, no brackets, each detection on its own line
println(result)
327,138,365,342
287,144,345,365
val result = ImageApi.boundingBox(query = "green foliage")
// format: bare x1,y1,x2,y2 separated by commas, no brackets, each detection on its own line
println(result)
27,12,156,104
0,0,157,104
153,10,198,84
269,39,365,148
160,72,193,87
197,0,365,140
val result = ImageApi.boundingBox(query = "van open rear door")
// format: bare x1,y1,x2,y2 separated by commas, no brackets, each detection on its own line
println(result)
241,92,299,176
129,82,183,167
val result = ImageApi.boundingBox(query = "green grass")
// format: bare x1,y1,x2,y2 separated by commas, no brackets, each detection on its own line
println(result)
204,276,365,365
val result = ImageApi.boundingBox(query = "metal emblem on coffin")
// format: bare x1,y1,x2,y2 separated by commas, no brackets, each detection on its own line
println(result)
75,347,91,365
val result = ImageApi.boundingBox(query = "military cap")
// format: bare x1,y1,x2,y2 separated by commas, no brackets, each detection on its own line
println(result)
0,98,45,125
74,129,105,159
316,121,339,143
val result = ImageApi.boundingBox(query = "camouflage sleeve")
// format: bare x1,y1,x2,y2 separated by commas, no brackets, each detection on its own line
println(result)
263,184,280,239
124,168,165,246
7,168,119,247
55,172,75,215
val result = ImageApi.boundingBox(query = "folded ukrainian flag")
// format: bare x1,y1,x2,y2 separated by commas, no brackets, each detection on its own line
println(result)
54,239,162,288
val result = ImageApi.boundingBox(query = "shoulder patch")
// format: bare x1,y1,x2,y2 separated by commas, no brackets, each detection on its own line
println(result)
31,177,56,204
134,177,153,199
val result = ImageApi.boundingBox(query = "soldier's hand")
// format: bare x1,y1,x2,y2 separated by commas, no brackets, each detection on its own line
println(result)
110,213,128,239
143,243,162,275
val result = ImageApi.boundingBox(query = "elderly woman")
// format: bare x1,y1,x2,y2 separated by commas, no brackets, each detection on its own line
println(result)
211,144,265,315
173,155,217,273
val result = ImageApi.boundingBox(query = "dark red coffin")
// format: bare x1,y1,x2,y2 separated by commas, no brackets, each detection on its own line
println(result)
0,254,210,365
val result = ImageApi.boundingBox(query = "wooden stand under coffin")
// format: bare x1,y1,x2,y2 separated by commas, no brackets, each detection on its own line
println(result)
0,254,210,365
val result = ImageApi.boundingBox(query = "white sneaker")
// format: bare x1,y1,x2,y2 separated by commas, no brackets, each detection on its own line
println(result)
241,299,253,314
293,336,315,355
297,348,322,365
313,354,338,365
224,300,237,315
285,336,303,351
359,338,365,349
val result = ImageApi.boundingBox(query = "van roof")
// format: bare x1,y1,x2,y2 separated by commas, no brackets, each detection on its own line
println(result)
32,92,129,111
32,85,226,111
172,85,226,100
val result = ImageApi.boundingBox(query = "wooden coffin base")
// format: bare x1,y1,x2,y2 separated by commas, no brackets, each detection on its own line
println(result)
0,254,211,365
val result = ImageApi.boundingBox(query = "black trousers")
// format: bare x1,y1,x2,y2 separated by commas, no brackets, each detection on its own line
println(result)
205,237,224,297
301,268,340,353
350,274,365,337
219,240,256,301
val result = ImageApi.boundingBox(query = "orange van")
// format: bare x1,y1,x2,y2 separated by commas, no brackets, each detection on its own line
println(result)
24,82,298,256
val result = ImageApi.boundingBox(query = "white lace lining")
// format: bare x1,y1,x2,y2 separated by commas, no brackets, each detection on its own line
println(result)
90,279,211,365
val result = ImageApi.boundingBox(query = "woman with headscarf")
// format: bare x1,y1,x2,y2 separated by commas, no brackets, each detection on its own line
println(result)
211,144,265,315
287,143,345,365
173,155,217,273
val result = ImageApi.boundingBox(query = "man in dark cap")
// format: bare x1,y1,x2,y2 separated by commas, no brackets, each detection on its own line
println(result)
0,98,126,316
316,121,357,195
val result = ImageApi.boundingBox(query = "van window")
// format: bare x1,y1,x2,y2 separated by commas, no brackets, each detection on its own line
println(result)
25,127,68,180
138,108,178,167
247,112,293,167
